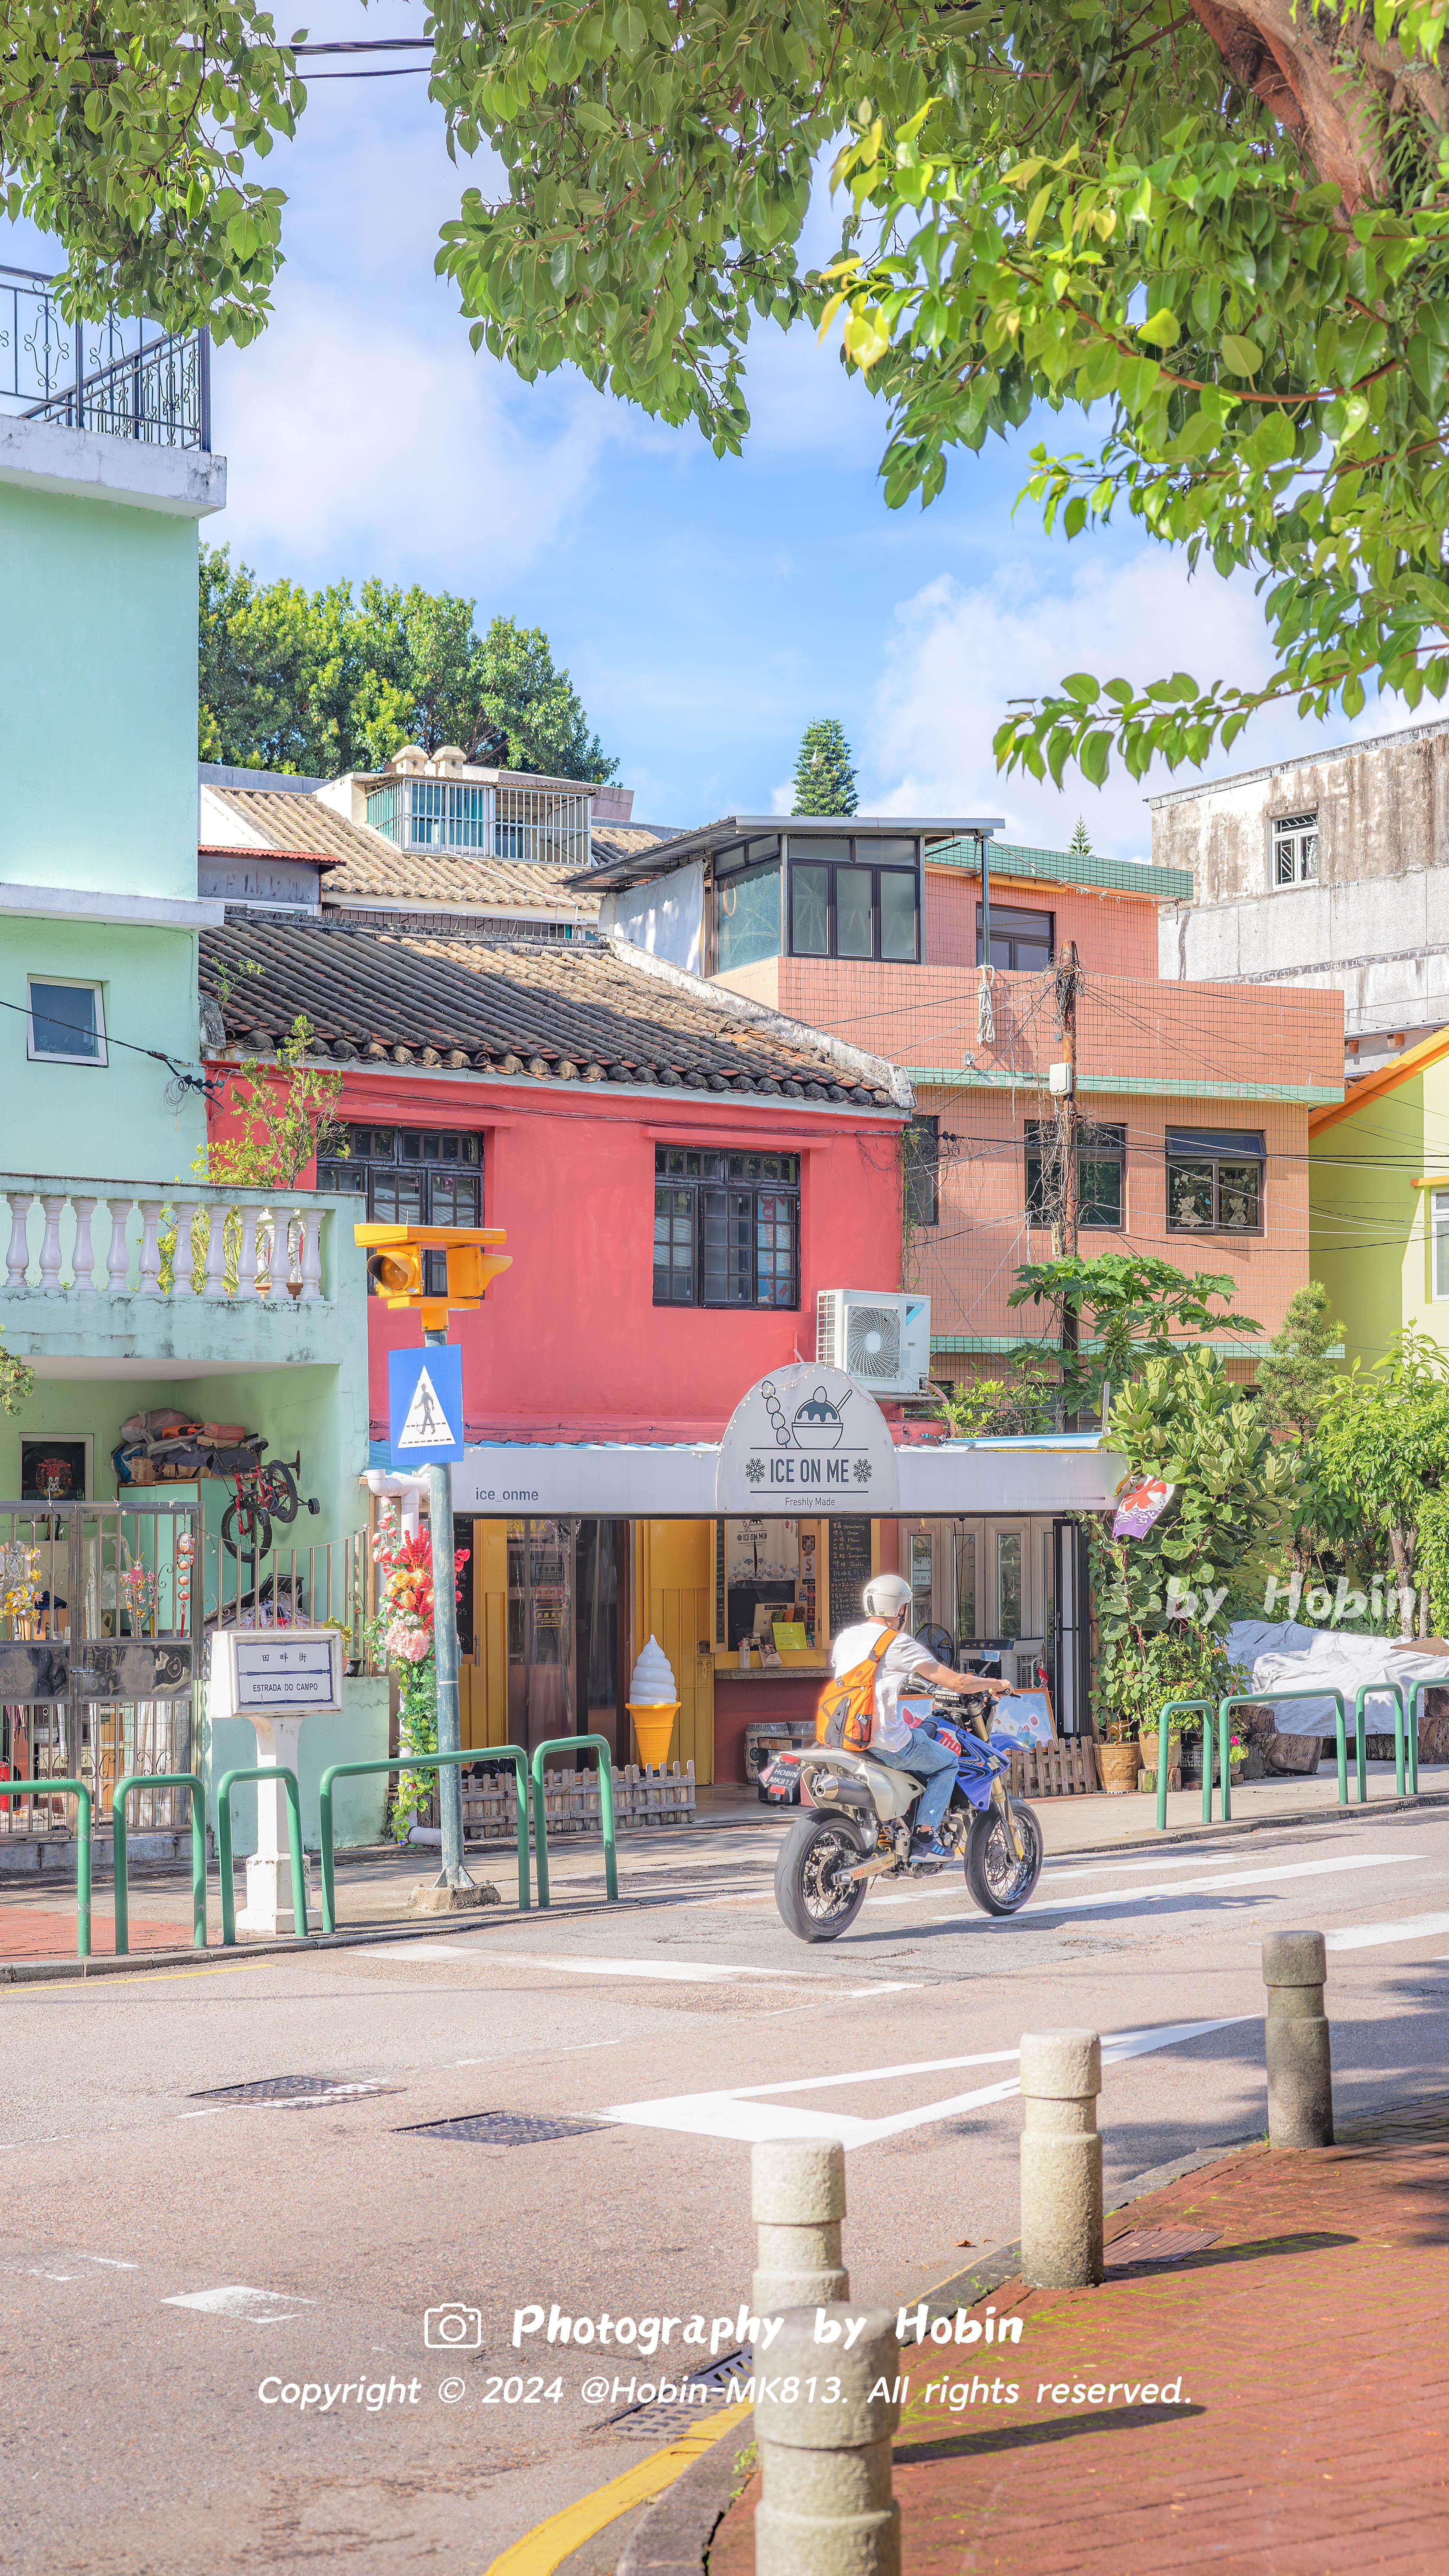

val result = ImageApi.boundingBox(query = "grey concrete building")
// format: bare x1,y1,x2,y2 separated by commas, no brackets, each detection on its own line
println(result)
1149,714,1449,1079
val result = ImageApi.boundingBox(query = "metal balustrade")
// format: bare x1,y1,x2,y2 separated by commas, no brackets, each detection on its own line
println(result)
0,1179,333,1304
1,262,210,448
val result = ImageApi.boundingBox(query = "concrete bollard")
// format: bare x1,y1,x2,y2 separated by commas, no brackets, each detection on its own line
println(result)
1263,1930,1334,2147
755,2305,900,2576
1019,2029,1104,2288
752,2138,849,2315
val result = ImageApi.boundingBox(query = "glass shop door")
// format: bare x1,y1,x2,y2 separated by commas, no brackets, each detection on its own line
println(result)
507,1517,576,1753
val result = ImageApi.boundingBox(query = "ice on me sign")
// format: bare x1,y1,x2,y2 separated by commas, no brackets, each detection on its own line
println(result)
716,1362,899,1514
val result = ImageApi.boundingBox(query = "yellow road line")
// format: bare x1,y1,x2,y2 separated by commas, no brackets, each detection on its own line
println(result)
482,2406,741,2576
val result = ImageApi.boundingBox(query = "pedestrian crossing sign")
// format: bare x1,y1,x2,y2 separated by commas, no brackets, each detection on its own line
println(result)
388,1344,465,1467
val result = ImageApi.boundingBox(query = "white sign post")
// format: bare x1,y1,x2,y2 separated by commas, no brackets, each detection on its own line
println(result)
207,1630,344,1935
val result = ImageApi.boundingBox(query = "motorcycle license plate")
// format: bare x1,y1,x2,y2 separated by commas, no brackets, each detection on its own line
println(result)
761,1756,800,1802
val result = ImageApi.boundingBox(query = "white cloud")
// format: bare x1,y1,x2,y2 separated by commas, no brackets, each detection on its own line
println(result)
859,542,1401,859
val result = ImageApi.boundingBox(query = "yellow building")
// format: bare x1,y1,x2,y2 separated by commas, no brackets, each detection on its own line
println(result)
1310,1026,1449,1365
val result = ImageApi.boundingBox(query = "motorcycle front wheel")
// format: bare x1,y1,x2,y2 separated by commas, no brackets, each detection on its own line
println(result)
775,1814,869,1943
964,1798,1043,1917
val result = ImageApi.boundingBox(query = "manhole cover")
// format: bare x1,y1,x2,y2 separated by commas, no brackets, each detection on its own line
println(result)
190,2075,395,2107
396,2110,607,2146
1106,2225,1219,2269
602,2346,751,2438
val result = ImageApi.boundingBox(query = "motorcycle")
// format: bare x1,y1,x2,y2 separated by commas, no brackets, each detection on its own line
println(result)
768,1684,1044,1941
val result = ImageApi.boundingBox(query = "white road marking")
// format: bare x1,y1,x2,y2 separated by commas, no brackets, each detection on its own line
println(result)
80,2254,139,2269
1325,1912,1449,1951
600,2017,1245,2149
380,1945,891,1990
162,2285,315,2323
884,1849,1416,1928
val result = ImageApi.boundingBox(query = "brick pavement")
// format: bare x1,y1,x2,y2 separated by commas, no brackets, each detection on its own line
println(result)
710,2099,1449,2574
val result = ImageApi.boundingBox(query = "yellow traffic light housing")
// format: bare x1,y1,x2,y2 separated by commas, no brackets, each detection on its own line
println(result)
353,1223,511,1332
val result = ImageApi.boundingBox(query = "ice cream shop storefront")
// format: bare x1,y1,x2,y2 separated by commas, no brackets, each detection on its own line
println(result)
388,1364,1124,1789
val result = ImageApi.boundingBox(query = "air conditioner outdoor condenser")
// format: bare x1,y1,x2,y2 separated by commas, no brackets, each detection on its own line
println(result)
816,1289,932,1397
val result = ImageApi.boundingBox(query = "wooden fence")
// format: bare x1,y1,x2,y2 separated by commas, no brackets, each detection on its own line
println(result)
1007,1739,1100,1798
461,1759,696,1843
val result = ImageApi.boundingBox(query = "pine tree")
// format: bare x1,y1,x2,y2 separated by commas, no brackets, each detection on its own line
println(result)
1068,816,1093,857
792,719,858,817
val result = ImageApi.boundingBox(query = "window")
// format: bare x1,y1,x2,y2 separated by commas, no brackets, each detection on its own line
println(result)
1165,1127,1264,1233
1025,1122,1124,1229
977,904,1053,971
652,1146,799,1308
715,841,782,973
954,1530,977,1644
1272,812,1318,887
316,1125,482,1293
1434,1193,1449,1300
997,1530,1023,1637
27,978,106,1065
903,1115,940,1227
784,835,920,962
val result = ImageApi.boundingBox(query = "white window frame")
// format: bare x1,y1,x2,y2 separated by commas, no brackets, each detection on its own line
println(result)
26,976,107,1067
1271,812,1318,889
1433,1191,1449,1301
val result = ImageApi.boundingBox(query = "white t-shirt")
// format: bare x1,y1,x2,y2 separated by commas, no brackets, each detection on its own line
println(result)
830,1619,937,1754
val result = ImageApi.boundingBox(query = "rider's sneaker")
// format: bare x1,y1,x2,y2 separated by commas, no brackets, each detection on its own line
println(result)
908,1829,949,1863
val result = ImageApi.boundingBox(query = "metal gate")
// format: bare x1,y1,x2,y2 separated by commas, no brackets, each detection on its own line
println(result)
0,1499,201,1836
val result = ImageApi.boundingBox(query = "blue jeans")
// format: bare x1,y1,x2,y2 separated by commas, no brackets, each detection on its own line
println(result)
872,1728,958,1835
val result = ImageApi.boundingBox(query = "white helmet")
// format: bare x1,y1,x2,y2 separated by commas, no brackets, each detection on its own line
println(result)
863,1572,912,1621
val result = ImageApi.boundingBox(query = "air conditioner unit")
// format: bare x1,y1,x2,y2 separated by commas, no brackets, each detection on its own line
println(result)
816,1290,932,1397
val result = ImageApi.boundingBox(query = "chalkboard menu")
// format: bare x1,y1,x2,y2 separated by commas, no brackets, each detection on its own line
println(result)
829,1518,873,1636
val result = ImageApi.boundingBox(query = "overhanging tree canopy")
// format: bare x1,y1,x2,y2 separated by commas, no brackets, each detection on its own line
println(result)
10,0,1449,781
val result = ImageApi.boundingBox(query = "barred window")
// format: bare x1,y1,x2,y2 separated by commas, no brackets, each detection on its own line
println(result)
652,1146,800,1308
1025,1122,1125,1229
317,1125,482,1294
1165,1128,1264,1233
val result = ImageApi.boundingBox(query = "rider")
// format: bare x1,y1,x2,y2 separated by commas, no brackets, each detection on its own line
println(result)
832,1572,1012,1859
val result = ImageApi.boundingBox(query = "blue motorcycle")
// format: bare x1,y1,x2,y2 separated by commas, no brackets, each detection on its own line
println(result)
767,1685,1045,1942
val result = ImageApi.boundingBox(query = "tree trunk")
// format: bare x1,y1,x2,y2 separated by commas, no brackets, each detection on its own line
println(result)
1186,0,1447,214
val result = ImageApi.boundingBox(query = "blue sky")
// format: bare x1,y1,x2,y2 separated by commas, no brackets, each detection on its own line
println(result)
3,12,1399,857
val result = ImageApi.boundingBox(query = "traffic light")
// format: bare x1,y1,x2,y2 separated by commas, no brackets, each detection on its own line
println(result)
353,1223,511,1331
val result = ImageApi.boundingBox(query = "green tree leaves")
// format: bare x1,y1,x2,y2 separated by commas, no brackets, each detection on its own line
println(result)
197,547,617,781
792,717,858,816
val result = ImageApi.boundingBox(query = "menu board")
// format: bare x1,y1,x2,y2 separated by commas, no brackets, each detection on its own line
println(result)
828,1518,873,1637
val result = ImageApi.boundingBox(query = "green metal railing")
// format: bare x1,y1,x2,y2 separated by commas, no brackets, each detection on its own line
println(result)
531,1736,617,1908
15,1780,94,1958
1153,1699,1215,1829
1403,1679,1432,1795
1217,1687,1349,1819
316,1748,532,1932
113,1772,206,1956
215,1765,307,1946
1353,1680,1407,1801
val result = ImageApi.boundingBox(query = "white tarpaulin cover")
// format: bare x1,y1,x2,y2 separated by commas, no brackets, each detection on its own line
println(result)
1225,1620,1449,1733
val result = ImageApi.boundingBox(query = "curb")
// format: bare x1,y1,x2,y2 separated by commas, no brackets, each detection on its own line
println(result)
0,1898,511,1984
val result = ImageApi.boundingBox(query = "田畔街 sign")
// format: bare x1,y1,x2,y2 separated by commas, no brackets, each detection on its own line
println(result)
716,1364,899,1514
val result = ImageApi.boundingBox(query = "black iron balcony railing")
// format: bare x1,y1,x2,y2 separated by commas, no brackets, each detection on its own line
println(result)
0,264,210,451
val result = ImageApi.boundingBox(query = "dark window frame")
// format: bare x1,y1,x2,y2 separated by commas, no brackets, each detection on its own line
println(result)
903,1115,941,1228
783,834,921,964
1164,1127,1265,1235
976,903,1055,971
1025,1121,1126,1230
652,1145,801,1310
317,1124,483,1293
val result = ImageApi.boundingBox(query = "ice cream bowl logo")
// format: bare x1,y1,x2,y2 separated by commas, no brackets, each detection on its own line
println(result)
790,1385,852,1452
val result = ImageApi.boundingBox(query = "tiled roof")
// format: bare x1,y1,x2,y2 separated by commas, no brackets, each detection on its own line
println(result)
205,786,598,917
589,822,680,869
198,917,901,1103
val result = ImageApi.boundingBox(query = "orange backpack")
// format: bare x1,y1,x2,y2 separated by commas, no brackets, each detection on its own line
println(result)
815,1627,893,1753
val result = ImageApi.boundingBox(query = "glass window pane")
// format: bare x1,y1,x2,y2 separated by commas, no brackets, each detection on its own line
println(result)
836,867,873,957
954,1531,977,1643
30,981,99,1058
880,871,918,961
716,862,781,972
866,838,918,866
1079,1155,1122,1228
1025,1150,1047,1225
1217,1160,1261,1230
997,1531,1022,1637
1167,1159,1215,1230
1435,1195,1449,1300
910,1531,933,1627
791,865,829,956
788,836,851,865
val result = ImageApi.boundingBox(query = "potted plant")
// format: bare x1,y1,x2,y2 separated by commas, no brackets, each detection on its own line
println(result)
1097,1715,1142,1795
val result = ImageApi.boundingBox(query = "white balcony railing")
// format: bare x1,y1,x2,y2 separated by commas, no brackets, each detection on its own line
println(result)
0,1179,333,1303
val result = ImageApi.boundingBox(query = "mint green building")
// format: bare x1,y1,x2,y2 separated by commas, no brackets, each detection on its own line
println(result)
0,364,384,1859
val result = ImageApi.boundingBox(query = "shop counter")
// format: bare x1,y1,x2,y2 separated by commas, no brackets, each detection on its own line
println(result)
713,1660,829,1783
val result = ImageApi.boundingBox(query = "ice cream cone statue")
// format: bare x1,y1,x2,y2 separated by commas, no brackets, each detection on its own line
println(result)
627,1636,680,1768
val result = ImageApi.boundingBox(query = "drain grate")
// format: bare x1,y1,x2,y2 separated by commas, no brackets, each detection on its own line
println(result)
396,2110,607,2146
1105,2224,1219,2269
190,2075,396,2107
602,2346,752,2439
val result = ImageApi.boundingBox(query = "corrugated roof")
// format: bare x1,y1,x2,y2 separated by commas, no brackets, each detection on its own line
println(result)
204,784,598,916
928,835,1194,903
198,917,902,1103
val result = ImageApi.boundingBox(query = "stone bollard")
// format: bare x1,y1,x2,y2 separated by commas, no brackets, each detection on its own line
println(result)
1263,1930,1334,2147
752,2138,849,2315
755,2306,900,2576
1019,2029,1104,2288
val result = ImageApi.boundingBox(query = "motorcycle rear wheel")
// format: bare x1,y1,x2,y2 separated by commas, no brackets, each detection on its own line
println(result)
964,1798,1043,1916
775,1814,869,1942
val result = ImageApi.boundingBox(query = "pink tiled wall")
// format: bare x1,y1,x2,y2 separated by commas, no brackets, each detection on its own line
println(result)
923,869,1157,975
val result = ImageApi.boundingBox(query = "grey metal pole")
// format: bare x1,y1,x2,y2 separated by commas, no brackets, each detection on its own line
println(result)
425,1325,471,1892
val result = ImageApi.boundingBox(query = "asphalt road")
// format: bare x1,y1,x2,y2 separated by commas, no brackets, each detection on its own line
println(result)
4,1801,1449,2574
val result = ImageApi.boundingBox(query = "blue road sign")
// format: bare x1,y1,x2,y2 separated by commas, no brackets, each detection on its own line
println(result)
388,1344,465,1467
